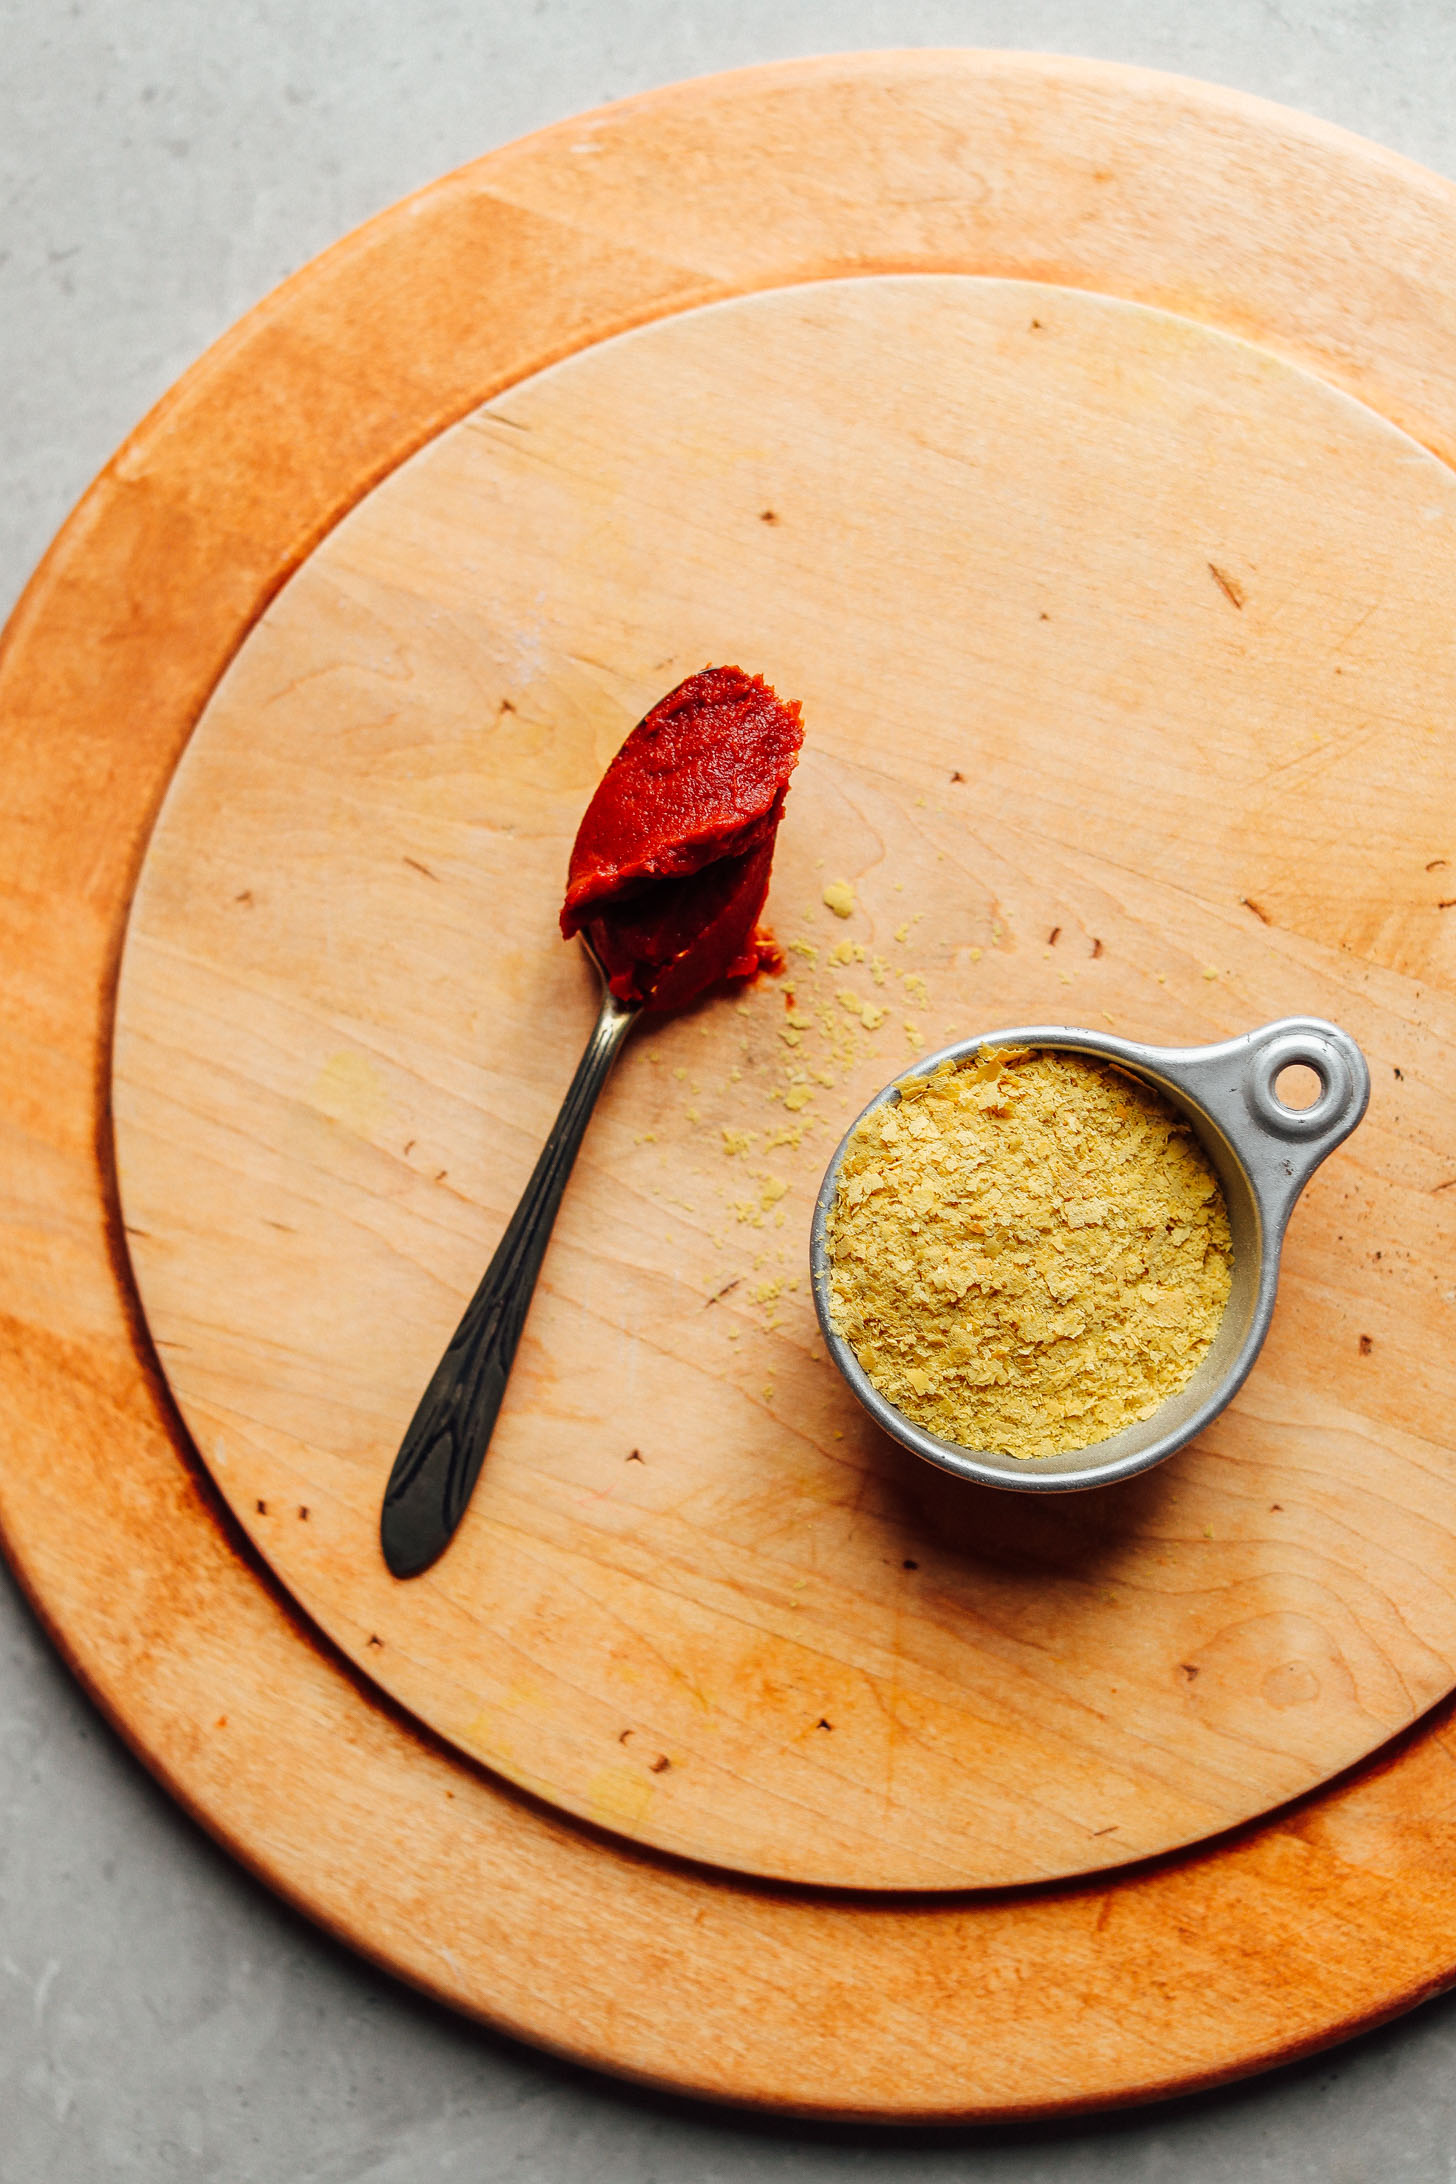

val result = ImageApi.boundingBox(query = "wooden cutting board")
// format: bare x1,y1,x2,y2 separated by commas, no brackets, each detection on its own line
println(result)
113,271,1456,1891
11,49,1456,2115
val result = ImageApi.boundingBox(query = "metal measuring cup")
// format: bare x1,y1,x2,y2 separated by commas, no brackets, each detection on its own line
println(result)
809,1016,1370,1493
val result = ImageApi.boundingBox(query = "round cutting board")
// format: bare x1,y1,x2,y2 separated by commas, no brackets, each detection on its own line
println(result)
114,272,1456,1891
12,50,1456,2115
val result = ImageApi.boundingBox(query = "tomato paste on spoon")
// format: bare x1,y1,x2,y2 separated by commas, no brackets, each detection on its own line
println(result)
383,665,804,1578
561,665,804,1011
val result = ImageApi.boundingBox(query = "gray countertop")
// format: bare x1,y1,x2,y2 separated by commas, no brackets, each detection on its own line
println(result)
5,3,1456,2176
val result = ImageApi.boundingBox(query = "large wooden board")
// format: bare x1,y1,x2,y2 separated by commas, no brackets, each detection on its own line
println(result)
10,49,1456,2113
114,273,1456,1890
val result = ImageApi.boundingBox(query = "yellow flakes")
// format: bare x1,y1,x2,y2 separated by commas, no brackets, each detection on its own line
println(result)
760,1176,788,1209
722,1129,755,1156
837,989,885,1029
784,1086,813,1112
828,939,857,967
901,971,930,1007
789,941,820,967
826,1049,1232,1461
823,880,856,918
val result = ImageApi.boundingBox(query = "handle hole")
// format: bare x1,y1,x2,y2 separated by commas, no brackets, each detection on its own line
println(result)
1273,1062,1326,1112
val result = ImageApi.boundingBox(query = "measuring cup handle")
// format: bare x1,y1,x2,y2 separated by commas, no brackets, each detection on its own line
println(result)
1238,1019,1371,1148
1175,1015,1371,1220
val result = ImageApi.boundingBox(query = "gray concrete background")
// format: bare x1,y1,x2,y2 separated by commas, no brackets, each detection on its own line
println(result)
5,2,1456,2176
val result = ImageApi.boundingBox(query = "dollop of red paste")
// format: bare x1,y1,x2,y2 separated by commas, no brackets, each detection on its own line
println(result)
561,667,803,1011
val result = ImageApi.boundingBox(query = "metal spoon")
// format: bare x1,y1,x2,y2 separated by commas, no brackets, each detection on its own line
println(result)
380,948,639,1577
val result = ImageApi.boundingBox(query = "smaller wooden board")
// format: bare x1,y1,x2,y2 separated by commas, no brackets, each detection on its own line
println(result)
114,273,1456,1890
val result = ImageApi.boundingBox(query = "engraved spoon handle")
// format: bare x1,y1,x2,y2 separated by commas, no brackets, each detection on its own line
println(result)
380,981,639,1576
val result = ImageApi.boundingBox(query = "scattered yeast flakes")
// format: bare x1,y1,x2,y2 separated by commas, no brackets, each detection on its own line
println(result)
822,880,856,918
826,1049,1232,1460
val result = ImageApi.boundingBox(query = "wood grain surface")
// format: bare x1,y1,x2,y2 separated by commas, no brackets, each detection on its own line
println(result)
8,49,1456,2111
114,273,1456,1890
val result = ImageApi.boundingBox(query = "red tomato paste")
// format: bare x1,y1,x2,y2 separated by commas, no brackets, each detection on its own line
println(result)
561,667,803,1011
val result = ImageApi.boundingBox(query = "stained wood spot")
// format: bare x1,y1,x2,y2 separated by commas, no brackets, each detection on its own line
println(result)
403,856,438,881
255,1499,267,1515
1091,937,1104,958
1359,1334,1374,1356
1427,858,1448,871
1241,896,1272,924
626,1448,644,1462
760,509,779,524
298,1505,309,1519
950,770,965,782
1181,1663,1200,1680
1208,562,1245,609
650,1754,671,1773
368,1634,383,1648
234,889,254,905
1048,926,1061,946
902,1559,918,1570
816,1718,833,1730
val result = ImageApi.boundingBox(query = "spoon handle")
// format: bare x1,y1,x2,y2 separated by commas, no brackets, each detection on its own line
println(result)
380,984,639,1577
